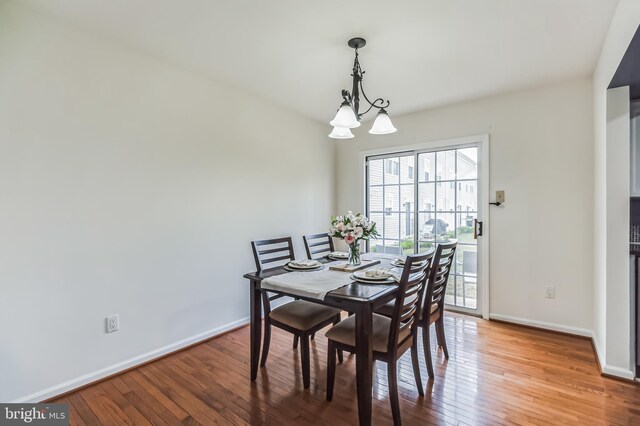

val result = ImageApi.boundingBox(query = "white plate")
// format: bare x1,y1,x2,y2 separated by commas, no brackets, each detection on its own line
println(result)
350,274,395,284
287,261,321,270
353,269,392,281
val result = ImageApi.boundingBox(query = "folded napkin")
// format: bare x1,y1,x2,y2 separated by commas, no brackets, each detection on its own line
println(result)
364,269,391,279
329,251,349,258
363,268,402,282
289,259,320,267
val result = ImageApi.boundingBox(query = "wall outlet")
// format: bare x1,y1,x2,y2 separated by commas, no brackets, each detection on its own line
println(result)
544,286,555,299
106,314,119,333
496,190,505,203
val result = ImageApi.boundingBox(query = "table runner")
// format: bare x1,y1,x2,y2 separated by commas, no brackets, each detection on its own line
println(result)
261,266,354,300
261,254,397,300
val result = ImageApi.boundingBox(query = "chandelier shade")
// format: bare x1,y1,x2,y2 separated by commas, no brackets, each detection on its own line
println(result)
328,37,395,139
328,126,355,139
368,109,397,135
329,100,360,129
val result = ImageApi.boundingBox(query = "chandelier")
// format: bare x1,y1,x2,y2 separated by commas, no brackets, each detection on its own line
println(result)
329,37,397,139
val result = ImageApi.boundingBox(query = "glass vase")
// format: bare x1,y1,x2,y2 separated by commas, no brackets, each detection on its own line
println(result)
348,242,361,266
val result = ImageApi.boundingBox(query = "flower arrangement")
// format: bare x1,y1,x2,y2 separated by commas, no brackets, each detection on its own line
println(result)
329,211,380,265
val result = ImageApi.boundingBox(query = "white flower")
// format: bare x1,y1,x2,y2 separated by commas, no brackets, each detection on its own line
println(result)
336,223,345,232
354,226,364,238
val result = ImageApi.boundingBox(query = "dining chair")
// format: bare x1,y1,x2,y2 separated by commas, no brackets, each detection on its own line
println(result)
251,237,342,389
373,247,436,317
324,252,434,425
303,232,335,260
416,240,457,379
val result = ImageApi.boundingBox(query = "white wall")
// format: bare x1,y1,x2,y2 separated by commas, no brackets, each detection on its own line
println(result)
0,2,334,402
337,78,594,333
605,87,631,372
593,0,640,379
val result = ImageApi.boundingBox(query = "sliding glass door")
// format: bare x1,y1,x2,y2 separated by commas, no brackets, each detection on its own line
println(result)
366,145,482,313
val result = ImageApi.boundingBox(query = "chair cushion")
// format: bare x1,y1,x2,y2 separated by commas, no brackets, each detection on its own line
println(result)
375,300,438,319
324,314,411,353
269,300,341,331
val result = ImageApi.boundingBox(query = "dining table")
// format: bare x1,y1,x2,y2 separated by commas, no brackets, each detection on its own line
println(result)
243,253,400,426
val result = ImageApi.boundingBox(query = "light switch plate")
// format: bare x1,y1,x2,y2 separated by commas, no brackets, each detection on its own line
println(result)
496,190,505,203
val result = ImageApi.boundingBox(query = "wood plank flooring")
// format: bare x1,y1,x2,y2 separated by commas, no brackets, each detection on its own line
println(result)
54,313,640,425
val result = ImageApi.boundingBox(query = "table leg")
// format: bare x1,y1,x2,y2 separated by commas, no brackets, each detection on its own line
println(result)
355,304,373,426
250,280,262,381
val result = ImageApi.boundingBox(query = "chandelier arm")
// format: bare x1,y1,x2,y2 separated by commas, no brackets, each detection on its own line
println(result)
359,97,388,116
357,79,390,116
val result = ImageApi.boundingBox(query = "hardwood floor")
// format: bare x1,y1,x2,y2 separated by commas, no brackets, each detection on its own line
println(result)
54,313,640,425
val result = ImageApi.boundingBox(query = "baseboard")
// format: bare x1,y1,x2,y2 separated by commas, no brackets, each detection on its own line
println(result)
601,364,636,380
488,313,592,337
591,333,635,380
590,334,604,371
11,316,250,403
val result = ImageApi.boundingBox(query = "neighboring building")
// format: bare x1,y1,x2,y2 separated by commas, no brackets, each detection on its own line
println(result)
368,148,478,245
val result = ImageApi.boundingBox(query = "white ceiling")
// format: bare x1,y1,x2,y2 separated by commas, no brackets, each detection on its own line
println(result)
19,0,619,123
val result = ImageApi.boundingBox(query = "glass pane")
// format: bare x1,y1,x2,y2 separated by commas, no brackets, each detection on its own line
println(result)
374,239,402,255
436,182,455,212
418,183,435,212
456,245,478,277
418,240,435,254
369,213,384,239
453,275,477,309
457,180,477,212
445,274,456,306
400,156,415,184
400,213,414,253
400,185,413,213
418,152,435,182
383,214,399,240
457,147,478,180
436,150,456,181
434,212,455,242
369,186,383,211
369,159,384,185
384,186,399,212
456,213,477,244
418,212,436,241
384,158,400,185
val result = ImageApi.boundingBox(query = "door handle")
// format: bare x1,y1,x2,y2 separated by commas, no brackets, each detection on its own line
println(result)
473,219,483,239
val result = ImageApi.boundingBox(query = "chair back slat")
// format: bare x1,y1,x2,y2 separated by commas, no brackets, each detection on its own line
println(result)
387,250,435,353
257,246,291,256
421,240,457,319
251,237,295,272
303,233,335,260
